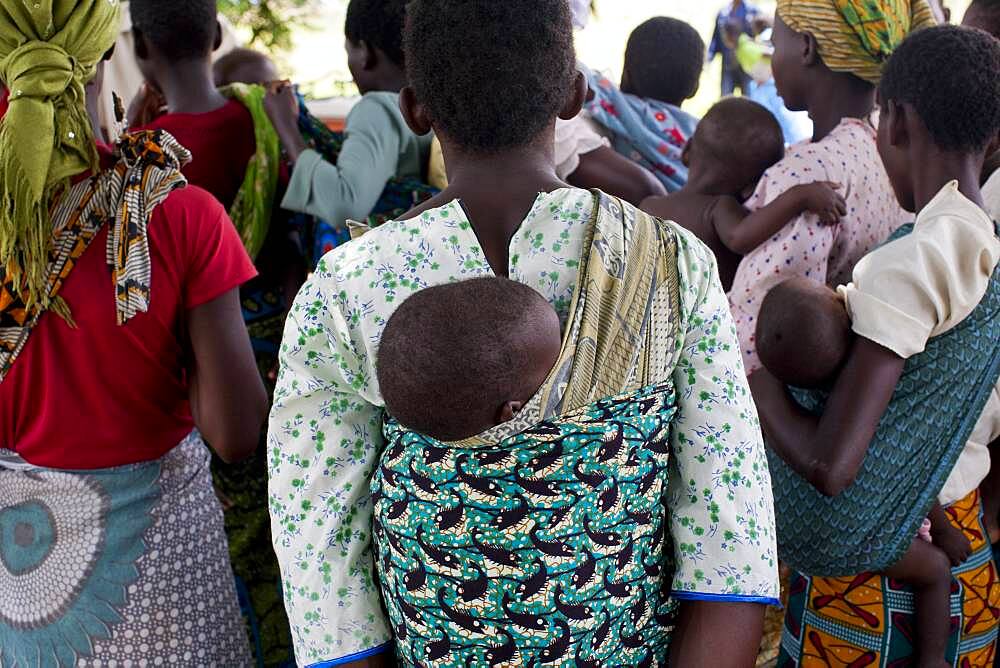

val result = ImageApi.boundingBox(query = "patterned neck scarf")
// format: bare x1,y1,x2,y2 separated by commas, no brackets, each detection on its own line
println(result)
776,0,937,84
0,130,189,382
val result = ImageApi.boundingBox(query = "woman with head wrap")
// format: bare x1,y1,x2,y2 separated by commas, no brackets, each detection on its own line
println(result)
729,0,937,377
0,1,267,664
729,3,1000,665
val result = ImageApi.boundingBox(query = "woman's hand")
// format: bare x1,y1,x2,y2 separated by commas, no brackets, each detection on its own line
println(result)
265,80,308,163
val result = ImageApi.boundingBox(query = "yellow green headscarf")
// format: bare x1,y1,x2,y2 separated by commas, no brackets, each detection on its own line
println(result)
776,0,937,84
0,0,120,313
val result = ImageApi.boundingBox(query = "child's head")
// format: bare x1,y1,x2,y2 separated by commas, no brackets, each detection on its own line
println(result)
131,0,221,85
213,48,279,87
756,278,853,389
621,17,705,107
685,97,785,199
344,0,408,94
402,0,581,156
877,25,1000,212
377,278,562,442
962,0,1000,38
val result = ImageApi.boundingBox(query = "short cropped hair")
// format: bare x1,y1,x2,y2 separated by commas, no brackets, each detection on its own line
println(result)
130,0,217,61
696,97,785,190
345,0,408,68
378,278,558,441
880,24,1000,153
404,0,577,153
622,17,705,106
756,278,852,389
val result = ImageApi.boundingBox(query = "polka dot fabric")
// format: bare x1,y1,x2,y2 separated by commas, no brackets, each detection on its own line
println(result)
728,117,909,373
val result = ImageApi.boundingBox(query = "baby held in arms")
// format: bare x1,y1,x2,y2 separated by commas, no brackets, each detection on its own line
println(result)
757,277,972,665
642,98,845,291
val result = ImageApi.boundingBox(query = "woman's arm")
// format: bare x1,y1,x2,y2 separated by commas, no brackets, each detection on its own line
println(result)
268,271,396,665
749,337,906,497
567,145,666,205
670,600,765,667
266,86,403,226
714,182,845,255
187,287,268,463
666,229,779,656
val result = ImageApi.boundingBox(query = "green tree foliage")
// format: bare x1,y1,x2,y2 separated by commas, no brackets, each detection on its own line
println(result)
217,0,317,51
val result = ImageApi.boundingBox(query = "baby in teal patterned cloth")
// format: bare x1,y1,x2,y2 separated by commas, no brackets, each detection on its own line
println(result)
757,276,975,663
377,276,562,441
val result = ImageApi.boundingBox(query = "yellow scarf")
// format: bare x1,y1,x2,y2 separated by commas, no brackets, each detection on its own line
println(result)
776,0,937,84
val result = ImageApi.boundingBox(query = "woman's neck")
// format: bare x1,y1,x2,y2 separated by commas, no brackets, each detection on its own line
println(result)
807,72,876,142
157,61,228,115
441,140,568,276
911,150,985,214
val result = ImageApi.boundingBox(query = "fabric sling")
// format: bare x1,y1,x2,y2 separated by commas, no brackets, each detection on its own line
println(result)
769,222,1000,576
369,192,688,666
220,83,281,261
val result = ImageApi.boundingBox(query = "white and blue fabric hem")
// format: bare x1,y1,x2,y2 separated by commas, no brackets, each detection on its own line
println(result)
671,590,782,607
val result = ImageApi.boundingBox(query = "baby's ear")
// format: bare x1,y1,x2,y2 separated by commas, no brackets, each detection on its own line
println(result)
496,401,524,425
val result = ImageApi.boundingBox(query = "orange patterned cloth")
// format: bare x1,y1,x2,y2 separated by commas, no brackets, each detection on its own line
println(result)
777,489,999,666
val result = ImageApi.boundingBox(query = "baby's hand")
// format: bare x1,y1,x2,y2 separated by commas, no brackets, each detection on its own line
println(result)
792,182,847,225
933,520,973,567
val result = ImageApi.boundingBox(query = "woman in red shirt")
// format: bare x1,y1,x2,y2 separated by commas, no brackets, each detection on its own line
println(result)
0,1,267,664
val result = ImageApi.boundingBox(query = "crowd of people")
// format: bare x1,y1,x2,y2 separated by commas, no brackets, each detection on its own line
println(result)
1,0,999,666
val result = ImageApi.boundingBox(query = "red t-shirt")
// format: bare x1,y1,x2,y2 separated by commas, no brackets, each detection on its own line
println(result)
142,100,257,210
0,173,257,469
0,86,8,119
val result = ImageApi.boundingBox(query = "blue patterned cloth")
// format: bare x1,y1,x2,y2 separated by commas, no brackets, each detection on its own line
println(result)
584,69,700,193
0,434,250,665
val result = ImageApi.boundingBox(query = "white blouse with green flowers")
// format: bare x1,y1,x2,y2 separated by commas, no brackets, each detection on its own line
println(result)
267,188,779,666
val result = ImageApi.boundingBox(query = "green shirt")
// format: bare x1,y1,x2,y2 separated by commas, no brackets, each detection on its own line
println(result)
281,91,433,226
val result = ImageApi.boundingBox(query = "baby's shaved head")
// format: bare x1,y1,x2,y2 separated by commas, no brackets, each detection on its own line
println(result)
757,277,853,389
377,278,562,441
693,97,786,193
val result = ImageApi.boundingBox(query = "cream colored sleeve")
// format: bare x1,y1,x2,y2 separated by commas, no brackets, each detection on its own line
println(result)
838,213,999,359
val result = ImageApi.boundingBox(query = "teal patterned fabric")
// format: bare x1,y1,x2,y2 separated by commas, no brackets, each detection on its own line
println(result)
372,382,679,666
769,222,1000,576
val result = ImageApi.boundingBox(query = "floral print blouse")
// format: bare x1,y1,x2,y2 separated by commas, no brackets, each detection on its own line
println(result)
267,188,779,666
728,117,908,374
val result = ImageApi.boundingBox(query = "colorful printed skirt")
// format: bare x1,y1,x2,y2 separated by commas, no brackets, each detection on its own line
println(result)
0,433,251,666
372,383,679,667
778,490,1000,667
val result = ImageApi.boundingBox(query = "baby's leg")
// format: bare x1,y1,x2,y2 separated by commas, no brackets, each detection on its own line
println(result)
882,537,953,668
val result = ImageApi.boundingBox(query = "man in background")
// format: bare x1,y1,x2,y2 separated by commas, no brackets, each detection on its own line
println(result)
708,0,762,95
